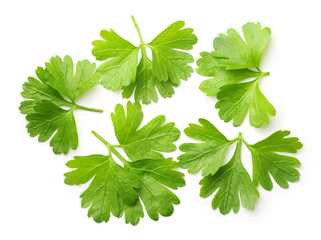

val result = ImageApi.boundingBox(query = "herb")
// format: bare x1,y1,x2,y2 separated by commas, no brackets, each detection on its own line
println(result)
64,101,184,225
19,55,103,154
197,22,275,127
92,16,197,104
178,119,302,214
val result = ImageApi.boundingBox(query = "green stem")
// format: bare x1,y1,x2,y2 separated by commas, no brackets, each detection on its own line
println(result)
255,71,269,84
131,15,144,45
255,65,270,77
239,133,252,150
91,131,129,166
76,104,103,113
256,66,263,73
109,147,129,167
131,15,147,57
92,130,110,146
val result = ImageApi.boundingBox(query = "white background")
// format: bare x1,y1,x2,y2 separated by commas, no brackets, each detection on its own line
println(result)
1,0,320,239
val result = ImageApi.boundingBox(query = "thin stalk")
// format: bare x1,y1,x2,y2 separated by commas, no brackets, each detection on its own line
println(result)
91,131,129,166
254,71,269,84
238,133,252,150
109,147,129,167
256,66,263,73
131,15,147,57
230,137,239,145
255,64,270,77
76,104,103,113
92,130,111,146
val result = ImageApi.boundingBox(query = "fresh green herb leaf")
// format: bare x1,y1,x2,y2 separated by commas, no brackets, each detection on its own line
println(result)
200,141,259,214
197,52,261,96
65,155,141,223
26,100,78,154
212,22,271,70
19,67,72,114
92,16,197,104
197,22,275,127
127,158,183,221
92,29,139,91
111,101,180,160
179,119,302,214
19,55,103,154
246,130,303,190
216,79,275,128
178,118,234,176
148,20,196,84
65,101,184,225
43,56,102,102
122,55,175,104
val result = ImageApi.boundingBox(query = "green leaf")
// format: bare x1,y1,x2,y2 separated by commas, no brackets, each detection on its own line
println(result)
129,158,185,190
196,22,274,128
44,56,102,101
197,51,260,96
65,155,141,223
148,20,198,84
178,118,233,176
26,100,78,154
65,101,183,225
248,130,303,190
122,55,175,104
92,29,139,91
216,79,276,128
19,67,71,114
212,22,271,70
128,158,185,221
179,119,302,214
19,100,37,114
92,16,197,104
20,56,103,154
133,175,180,220
123,158,185,224
123,199,144,225
21,68,70,106
111,101,180,160
111,101,143,144
200,141,259,214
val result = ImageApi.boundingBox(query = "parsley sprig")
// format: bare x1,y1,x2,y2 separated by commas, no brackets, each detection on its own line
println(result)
19,55,103,154
197,22,275,127
65,102,184,225
92,16,197,104
179,118,302,214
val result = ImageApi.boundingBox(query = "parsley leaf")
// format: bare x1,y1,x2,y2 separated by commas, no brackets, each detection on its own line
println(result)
122,55,175,104
43,55,102,101
247,130,303,190
26,100,78,154
200,141,259,214
126,158,183,221
92,16,197,104
19,56,103,154
111,101,180,160
19,67,72,114
179,119,302,214
197,22,275,128
148,20,196,84
65,101,184,225
65,155,141,223
212,22,271,70
178,118,234,176
92,29,139,91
